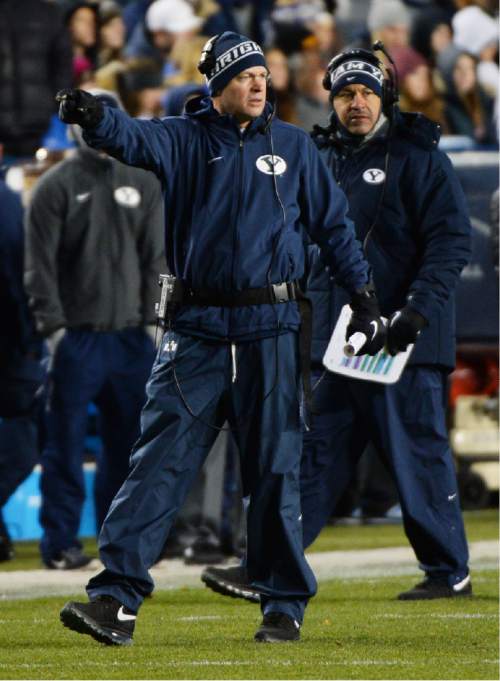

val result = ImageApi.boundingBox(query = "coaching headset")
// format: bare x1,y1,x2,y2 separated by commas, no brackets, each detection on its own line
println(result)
322,42,399,118
197,33,275,132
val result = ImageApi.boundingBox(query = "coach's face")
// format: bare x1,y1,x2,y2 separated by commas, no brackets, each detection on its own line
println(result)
213,66,268,126
333,84,382,136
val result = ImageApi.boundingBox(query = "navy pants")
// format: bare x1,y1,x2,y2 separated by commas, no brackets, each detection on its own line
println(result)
0,354,42,533
87,331,317,622
40,328,154,561
0,414,38,507
300,367,469,586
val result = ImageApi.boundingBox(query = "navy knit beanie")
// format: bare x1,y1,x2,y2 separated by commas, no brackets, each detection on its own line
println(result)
328,57,384,99
202,32,267,96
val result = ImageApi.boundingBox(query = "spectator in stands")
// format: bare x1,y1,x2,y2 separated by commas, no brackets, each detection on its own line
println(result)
117,60,165,117
391,45,448,129
61,0,99,85
265,47,299,124
451,3,498,140
270,0,329,55
437,45,496,144
165,35,209,86
410,6,453,65
97,0,127,68
0,0,72,161
24,91,164,570
367,0,412,50
143,0,203,78
122,0,153,43
303,10,340,62
452,2,498,101
294,51,331,130
0,147,44,562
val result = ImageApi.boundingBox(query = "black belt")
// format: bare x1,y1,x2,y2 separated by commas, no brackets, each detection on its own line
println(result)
170,280,298,307
170,279,313,413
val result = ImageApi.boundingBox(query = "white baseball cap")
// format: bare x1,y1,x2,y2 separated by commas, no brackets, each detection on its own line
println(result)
146,0,202,34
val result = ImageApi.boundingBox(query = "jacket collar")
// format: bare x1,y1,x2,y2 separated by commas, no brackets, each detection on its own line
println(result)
312,106,441,152
184,95,273,140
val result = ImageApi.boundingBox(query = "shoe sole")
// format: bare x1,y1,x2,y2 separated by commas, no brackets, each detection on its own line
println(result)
398,590,473,601
255,633,300,643
201,573,260,603
60,603,133,646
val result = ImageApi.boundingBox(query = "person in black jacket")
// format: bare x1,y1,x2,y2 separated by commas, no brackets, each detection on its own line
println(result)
201,46,473,604
24,91,164,572
54,32,386,646
0,0,72,159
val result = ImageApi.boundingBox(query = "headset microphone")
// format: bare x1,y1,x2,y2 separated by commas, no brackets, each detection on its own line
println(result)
260,81,276,134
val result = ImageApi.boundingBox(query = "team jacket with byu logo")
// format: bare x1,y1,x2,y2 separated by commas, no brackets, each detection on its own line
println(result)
82,96,370,341
309,110,471,369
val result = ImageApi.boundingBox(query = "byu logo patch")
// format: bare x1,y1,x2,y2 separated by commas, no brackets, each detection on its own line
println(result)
114,186,141,207
161,334,178,357
362,168,385,185
256,155,287,176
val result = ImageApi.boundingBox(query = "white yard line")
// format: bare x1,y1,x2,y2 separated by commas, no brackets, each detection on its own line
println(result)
0,540,497,601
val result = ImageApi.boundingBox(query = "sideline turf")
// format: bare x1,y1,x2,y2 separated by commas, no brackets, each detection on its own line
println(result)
1,509,498,571
0,570,497,680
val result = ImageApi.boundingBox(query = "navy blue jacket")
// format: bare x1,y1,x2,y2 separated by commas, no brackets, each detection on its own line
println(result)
309,111,471,370
83,96,370,341
0,178,37,364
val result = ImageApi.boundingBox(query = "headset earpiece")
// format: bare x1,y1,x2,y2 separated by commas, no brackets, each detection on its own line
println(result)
322,46,399,116
197,34,220,76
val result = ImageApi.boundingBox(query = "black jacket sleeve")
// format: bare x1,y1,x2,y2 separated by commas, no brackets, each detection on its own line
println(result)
24,171,67,336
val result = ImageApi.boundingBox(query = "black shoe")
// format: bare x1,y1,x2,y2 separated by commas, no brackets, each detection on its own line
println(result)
255,612,300,643
0,535,14,562
60,595,135,645
398,575,473,601
44,547,92,570
201,565,261,602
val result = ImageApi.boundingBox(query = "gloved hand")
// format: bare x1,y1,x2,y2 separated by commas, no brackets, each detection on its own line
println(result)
55,88,104,127
386,305,427,355
347,288,386,355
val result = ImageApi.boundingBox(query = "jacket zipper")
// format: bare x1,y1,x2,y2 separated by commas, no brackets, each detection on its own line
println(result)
230,136,245,289
226,135,245,339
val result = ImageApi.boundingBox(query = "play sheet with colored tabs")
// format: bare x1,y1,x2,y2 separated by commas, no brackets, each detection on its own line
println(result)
322,305,413,384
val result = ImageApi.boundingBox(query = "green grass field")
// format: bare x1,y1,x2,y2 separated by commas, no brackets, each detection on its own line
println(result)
0,509,498,679
0,571,497,680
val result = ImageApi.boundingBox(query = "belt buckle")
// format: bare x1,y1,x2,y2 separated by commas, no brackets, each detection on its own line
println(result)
271,282,289,303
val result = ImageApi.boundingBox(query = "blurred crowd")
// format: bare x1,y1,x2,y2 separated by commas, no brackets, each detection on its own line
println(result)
0,0,499,168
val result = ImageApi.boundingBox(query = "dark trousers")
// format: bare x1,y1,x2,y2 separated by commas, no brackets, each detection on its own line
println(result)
0,413,39,510
87,331,316,622
300,367,469,585
40,328,154,560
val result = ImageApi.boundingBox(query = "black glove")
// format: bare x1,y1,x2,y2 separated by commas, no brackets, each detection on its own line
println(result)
386,305,427,355
55,88,104,127
347,287,386,356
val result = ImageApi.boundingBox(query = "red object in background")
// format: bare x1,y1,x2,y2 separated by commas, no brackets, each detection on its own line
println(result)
449,353,499,409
